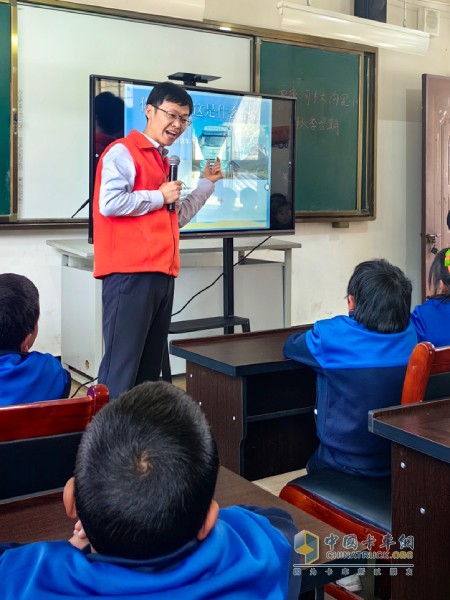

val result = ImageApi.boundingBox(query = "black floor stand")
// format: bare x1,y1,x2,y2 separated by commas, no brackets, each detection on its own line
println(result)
162,238,251,382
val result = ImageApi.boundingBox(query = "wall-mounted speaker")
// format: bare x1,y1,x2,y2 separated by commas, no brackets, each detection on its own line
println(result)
418,8,440,37
354,0,387,23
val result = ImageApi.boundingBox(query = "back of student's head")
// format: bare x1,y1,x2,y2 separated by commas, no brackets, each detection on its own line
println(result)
146,81,193,114
74,381,219,559
95,92,124,136
270,193,287,213
347,259,412,333
0,273,39,350
270,193,292,228
428,247,450,300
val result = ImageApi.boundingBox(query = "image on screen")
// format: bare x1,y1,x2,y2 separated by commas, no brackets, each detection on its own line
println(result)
90,75,296,239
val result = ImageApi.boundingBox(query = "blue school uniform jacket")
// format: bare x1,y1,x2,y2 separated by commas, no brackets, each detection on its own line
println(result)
0,351,70,405
410,297,450,347
0,506,300,600
283,315,417,476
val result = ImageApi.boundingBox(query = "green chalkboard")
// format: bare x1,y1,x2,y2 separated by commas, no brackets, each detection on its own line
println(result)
0,2,10,217
258,39,375,219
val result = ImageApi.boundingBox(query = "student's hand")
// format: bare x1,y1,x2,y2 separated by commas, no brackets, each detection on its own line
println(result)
203,158,223,183
68,519,90,550
159,180,182,207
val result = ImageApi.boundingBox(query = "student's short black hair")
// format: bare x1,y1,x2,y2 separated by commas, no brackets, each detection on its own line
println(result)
270,193,288,211
428,247,450,301
347,259,412,333
146,81,193,115
95,92,124,136
74,381,219,559
0,273,39,350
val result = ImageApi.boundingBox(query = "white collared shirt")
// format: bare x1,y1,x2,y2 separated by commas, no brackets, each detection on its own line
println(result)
99,133,214,227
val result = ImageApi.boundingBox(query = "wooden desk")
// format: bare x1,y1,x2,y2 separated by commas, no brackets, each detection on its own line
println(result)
0,467,353,599
171,326,318,480
369,399,450,600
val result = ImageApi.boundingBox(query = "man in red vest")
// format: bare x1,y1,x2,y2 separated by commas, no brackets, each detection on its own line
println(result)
93,82,222,399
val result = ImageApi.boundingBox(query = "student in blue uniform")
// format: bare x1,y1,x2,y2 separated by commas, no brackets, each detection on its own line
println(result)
411,247,450,347
0,273,70,405
284,259,417,478
0,381,301,600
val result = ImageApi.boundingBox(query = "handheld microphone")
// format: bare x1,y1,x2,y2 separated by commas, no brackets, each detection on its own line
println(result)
167,155,181,212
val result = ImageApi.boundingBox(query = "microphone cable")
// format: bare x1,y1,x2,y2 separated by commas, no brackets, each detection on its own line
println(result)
71,198,90,218
70,375,98,398
171,236,272,318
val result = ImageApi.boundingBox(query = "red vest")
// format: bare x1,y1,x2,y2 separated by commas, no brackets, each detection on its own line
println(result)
93,130,180,278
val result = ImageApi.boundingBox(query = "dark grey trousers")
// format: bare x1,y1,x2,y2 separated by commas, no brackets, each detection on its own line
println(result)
98,272,174,400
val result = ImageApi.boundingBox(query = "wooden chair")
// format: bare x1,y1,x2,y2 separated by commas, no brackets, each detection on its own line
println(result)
279,341,450,600
401,341,450,404
0,384,108,502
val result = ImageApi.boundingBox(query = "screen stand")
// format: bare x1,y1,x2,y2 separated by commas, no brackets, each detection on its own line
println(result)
88,196,93,244
161,237,251,382
223,237,235,332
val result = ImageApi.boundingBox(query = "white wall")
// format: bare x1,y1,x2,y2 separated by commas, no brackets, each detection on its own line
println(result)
0,229,85,355
5,0,450,352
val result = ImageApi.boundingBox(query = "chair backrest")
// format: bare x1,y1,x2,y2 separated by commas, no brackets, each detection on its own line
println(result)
0,383,108,441
0,384,109,501
401,342,450,405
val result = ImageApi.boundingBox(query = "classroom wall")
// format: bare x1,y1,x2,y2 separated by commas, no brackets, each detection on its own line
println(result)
3,0,450,353
0,229,84,355
204,0,450,323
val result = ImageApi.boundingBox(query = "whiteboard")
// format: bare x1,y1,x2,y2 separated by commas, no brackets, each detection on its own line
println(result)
17,4,252,220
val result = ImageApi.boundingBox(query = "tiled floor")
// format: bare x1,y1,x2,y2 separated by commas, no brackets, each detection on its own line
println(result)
70,380,90,398
252,469,306,495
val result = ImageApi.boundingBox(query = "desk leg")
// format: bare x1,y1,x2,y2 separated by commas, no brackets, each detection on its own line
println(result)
284,249,292,327
391,443,450,600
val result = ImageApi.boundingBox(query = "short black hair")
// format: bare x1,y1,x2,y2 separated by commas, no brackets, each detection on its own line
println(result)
428,247,450,301
270,193,287,211
0,273,39,350
95,92,124,136
74,381,219,559
347,259,412,333
146,81,193,115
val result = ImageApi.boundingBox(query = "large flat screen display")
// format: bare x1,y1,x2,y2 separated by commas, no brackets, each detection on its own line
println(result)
89,75,296,239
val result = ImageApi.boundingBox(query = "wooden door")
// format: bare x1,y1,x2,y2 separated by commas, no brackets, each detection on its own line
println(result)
422,74,450,298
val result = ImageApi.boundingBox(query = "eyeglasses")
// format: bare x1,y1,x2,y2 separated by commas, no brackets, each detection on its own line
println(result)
152,105,192,127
